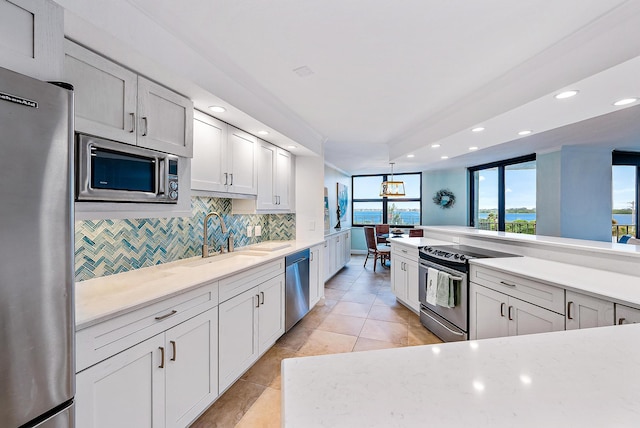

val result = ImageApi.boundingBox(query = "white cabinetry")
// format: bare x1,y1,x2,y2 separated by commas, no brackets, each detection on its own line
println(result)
565,291,614,330
390,243,419,312
76,307,218,428
309,244,324,308
323,230,351,281
256,140,293,211
218,259,285,392
469,266,566,340
0,0,63,81
192,111,258,196
616,304,640,325
64,40,193,157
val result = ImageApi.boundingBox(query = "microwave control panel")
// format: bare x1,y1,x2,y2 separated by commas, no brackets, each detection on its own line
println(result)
168,159,179,200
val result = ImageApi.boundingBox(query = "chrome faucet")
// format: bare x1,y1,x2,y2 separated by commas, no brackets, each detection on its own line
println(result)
202,212,228,258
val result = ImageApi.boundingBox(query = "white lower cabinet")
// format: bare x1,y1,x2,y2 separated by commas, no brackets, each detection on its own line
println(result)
565,291,614,330
616,304,640,325
390,243,419,312
470,283,565,340
309,244,324,308
323,230,351,281
76,308,218,428
218,273,285,393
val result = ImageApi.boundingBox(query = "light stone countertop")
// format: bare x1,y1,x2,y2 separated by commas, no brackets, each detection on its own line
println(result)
387,236,451,248
282,323,640,428
470,256,640,308
75,239,323,330
324,227,351,237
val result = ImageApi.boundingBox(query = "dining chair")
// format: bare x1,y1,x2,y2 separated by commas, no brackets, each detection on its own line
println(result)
364,226,391,272
409,229,424,237
375,224,389,245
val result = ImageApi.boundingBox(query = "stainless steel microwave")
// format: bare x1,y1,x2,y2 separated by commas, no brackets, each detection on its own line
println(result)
76,134,179,203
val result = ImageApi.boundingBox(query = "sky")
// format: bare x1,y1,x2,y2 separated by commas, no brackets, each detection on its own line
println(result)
612,166,635,210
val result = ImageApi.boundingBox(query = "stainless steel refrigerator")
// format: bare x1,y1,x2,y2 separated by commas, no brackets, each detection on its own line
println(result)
0,67,74,427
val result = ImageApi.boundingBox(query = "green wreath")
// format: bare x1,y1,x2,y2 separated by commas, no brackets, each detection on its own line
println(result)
433,189,456,209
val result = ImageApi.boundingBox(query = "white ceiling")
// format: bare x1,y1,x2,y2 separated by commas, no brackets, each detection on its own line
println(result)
59,0,640,174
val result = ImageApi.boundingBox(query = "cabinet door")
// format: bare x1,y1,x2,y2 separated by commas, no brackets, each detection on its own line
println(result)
391,255,407,301
343,231,351,264
258,274,285,355
323,239,331,281
227,126,257,195
309,245,322,307
469,283,509,340
509,297,565,336
335,233,345,269
616,304,640,325
275,148,292,210
165,308,218,428
256,141,277,209
76,334,165,428
64,40,138,145
0,0,63,81
137,76,194,157
192,112,228,192
405,259,419,312
566,291,614,330
218,287,259,392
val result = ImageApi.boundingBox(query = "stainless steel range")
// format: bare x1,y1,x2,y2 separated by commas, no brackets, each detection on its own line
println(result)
418,245,519,342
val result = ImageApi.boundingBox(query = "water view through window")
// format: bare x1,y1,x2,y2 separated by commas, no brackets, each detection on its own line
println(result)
352,173,421,225
612,165,636,241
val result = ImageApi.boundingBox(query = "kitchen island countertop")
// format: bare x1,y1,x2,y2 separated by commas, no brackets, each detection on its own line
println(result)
282,323,640,427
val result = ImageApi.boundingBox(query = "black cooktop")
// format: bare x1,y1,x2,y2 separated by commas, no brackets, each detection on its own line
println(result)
420,244,520,264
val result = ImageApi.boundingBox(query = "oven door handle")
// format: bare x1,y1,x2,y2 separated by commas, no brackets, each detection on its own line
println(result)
422,311,465,337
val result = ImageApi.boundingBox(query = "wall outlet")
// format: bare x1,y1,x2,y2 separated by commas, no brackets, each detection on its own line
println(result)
246,226,252,237
255,225,262,237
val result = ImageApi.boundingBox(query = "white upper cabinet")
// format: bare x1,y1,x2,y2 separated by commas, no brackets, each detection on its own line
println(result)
192,111,228,192
192,112,258,196
0,0,64,81
64,40,194,157
256,140,293,211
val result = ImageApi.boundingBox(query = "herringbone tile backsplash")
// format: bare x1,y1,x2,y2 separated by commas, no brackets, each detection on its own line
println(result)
75,196,295,281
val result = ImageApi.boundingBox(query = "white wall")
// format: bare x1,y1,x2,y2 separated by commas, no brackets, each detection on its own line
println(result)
536,150,562,237
295,155,325,241
422,168,468,226
324,165,351,230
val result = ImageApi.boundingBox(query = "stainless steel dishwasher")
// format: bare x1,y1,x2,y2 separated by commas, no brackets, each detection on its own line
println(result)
285,249,310,331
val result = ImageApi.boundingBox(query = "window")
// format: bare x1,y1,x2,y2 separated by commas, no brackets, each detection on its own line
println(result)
469,155,536,234
612,151,640,241
352,173,421,226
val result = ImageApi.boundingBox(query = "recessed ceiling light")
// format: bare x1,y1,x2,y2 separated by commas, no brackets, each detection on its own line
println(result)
407,154,415,158
208,106,226,113
613,98,638,106
441,155,449,160
555,90,579,99
431,144,441,148
469,146,478,151
287,145,297,149
518,130,532,136
471,127,485,133
257,130,269,135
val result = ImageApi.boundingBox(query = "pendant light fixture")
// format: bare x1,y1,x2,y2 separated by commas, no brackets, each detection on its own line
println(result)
380,162,406,197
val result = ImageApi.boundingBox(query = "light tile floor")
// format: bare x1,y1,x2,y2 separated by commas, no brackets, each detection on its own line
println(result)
191,254,442,428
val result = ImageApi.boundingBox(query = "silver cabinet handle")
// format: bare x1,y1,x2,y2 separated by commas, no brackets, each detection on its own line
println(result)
170,340,177,361
310,252,314,261
401,249,408,253
159,347,165,368
500,280,516,287
619,317,626,325
255,294,260,308
229,173,233,185
500,302,506,317
567,301,574,320
224,173,228,185
508,306,514,321
142,116,148,136
274,195,278,205
155,309,177,321
129,112,136,133
260,291,265,305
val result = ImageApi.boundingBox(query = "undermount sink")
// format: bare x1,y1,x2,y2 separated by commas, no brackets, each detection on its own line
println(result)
180,250,270,267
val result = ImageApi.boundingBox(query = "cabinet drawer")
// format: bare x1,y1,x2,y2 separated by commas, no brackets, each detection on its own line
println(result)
219,259,285,303
77,281,218,372
391,244,418,262
616,304,640,325
470,266,565,314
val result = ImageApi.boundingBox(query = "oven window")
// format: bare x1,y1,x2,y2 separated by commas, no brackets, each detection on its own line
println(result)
91,148,156,192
